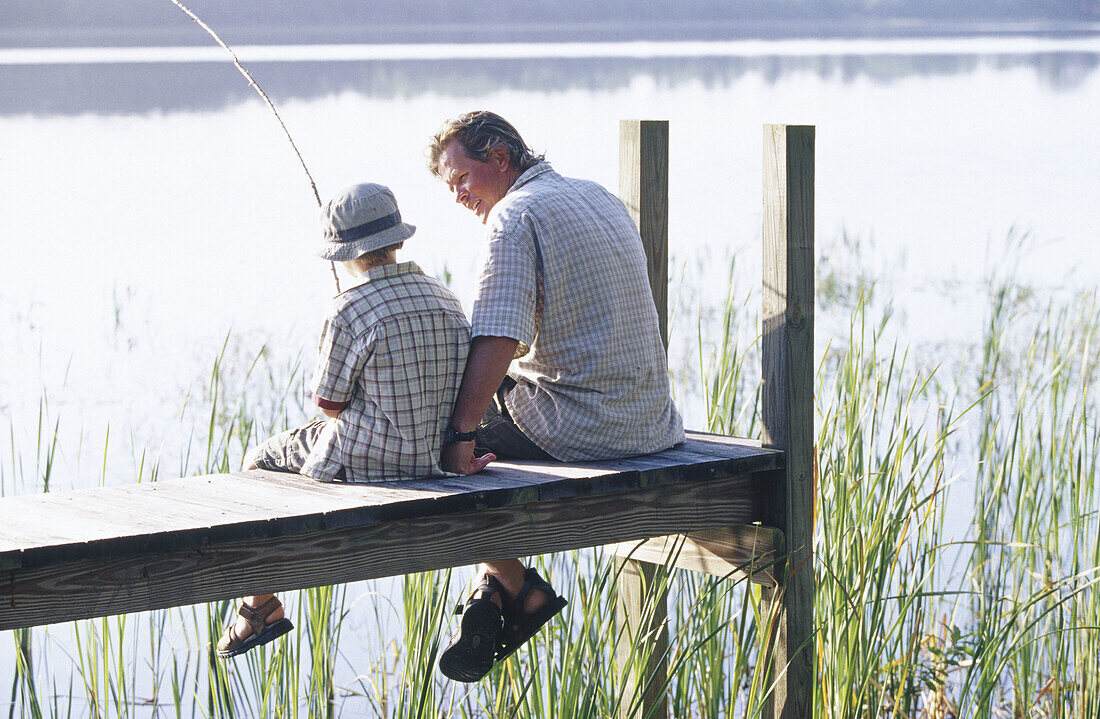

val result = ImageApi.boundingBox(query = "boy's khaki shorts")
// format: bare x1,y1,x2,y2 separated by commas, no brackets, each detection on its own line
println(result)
250,418,347,480
251,378,553,477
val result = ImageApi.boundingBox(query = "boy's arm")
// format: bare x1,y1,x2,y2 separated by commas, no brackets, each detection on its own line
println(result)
312,390,348,419
309,314,358,420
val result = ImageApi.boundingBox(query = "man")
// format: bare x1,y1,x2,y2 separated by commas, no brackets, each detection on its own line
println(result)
427,111,684,682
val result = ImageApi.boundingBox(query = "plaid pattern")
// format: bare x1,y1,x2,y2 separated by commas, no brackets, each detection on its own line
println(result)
301,261,470,482
471,163,684,461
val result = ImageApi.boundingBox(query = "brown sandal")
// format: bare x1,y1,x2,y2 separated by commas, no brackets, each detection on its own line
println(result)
215,597,294,658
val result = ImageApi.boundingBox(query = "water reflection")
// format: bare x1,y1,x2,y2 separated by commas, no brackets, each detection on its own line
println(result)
2,49,1097,116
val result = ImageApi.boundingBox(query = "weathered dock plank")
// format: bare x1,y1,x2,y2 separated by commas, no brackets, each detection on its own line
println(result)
0,432,781,630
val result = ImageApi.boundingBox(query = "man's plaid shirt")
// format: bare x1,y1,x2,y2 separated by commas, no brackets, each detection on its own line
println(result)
302,261,470,482
471,162,684,461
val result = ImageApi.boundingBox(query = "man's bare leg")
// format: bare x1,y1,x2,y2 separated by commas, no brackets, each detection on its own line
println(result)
480,559,549,615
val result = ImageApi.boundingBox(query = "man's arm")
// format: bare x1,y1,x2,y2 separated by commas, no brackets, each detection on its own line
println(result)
442,335,519,474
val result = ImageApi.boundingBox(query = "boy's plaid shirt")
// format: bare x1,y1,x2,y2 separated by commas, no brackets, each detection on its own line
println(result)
302,261,470,482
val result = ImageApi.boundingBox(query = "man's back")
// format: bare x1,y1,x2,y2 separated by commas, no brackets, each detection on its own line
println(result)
472,163,684,461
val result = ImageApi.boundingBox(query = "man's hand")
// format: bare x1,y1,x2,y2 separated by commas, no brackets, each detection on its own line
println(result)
441,336,517,475
442,441,496,475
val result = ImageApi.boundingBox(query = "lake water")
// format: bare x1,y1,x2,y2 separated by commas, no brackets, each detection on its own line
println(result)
3,35,1100,492
1,34,1099,712
3,36,1099,496
0,35,1097,483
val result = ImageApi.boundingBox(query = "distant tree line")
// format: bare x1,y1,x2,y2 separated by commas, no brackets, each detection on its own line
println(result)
4,0,1097,46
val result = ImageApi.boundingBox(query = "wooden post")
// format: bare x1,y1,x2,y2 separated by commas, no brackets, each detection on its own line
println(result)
620,120,669,346
761,124,815,719
616,119,670,719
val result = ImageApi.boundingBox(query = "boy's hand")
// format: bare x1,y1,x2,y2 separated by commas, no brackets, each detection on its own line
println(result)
442,441,495,475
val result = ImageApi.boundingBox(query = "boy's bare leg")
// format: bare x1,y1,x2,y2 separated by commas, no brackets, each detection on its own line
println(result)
233,453,284,639
230,594,285,640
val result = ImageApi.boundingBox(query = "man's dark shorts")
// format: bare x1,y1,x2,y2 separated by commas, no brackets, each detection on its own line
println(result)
251,378,551,477
474,377,554,461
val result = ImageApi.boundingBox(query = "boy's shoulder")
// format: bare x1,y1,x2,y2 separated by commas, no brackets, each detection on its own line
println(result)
328,261,465,328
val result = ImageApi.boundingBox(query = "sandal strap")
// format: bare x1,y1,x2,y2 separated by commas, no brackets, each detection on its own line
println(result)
454,574,504,615
238,597,281,636
506,568,555,620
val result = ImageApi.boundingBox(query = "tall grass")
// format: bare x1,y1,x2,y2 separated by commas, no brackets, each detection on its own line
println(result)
4,254,1098,717
813,298,960,717
961,284,1100,717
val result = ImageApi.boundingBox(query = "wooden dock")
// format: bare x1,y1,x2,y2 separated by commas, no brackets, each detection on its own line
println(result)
0,432,781,631
1,121,815,719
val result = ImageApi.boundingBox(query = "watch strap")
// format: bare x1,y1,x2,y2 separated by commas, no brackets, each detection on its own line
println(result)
444,425,477,445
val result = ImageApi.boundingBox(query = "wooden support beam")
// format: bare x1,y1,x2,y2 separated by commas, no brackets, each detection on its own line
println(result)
616,118,670,719
0,434,782,631
606,525,783,586
761,124,816,719
1,471,762,632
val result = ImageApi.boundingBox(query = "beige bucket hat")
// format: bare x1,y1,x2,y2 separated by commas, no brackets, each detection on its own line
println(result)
317,183,416,261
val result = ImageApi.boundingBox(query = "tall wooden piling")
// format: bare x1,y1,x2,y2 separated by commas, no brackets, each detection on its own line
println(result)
616,118,671,719
761,124,816,719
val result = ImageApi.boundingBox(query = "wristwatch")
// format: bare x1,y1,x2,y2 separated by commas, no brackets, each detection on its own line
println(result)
443,425,477,446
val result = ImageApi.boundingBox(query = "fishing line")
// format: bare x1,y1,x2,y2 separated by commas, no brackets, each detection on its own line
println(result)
167,0,341,293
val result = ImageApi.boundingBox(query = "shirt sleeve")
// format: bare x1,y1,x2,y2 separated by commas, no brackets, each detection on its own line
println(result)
470,214,538,348
309,313,363,411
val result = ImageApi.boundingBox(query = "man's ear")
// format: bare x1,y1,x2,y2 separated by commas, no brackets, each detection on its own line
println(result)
488,145,511,172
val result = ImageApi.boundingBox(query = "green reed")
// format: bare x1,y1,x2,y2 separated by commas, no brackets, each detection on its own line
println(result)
395,571,452,718
5,248,1099,717
9,628,42,719
813,298,956,716
960,281,1100,717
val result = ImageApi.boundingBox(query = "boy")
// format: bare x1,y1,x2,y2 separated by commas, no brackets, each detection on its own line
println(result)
216,182,481,658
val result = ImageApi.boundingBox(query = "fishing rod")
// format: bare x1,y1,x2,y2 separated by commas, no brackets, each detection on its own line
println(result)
167,0,341,293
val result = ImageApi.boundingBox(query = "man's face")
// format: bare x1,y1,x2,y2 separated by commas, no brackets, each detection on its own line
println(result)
438,141,515,224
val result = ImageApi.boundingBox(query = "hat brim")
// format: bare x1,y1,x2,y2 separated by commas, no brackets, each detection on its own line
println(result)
317,222,416,262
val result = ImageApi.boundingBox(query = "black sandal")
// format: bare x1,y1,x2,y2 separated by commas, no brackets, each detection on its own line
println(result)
495,567,568,663
438,574,505,682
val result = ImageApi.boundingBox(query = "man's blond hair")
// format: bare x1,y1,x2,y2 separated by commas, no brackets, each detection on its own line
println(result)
427,110,544,178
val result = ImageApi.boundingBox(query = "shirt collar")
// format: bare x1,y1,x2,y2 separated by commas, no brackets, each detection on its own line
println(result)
359,260,422,284
508,161,554,194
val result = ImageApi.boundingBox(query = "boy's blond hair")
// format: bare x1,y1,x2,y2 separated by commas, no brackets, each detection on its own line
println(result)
347,241,404,274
